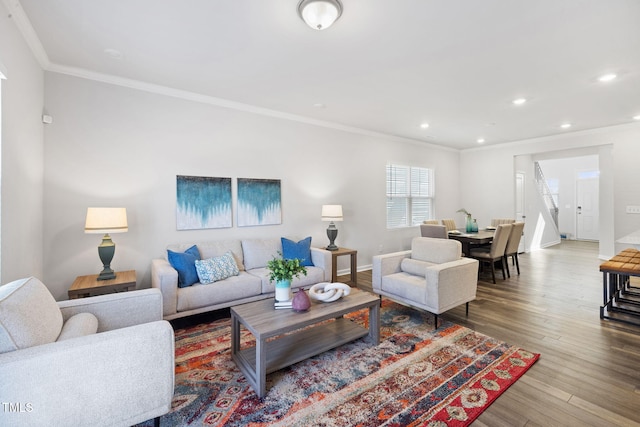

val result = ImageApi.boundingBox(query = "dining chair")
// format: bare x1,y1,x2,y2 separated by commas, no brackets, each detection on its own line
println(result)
491,218,516,226
420,224,448,239
441,219,457,232
423,219,439,225
504,222,525,277
469,223,512,284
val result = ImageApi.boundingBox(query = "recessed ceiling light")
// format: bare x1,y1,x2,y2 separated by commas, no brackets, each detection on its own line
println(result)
477,138,485,144
420,123,430,129
512,98,527,106
598,73,617,82
103,48,123,60
561,123,572,129
313,103,326,108
633,115,640,121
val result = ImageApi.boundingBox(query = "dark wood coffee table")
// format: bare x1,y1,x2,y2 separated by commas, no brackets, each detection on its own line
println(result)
230,288,380,397
448,229,495,256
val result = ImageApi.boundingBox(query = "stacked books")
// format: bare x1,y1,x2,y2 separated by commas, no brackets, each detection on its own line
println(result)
274,300,292,309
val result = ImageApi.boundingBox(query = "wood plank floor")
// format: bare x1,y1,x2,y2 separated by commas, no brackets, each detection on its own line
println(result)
348,240,640,427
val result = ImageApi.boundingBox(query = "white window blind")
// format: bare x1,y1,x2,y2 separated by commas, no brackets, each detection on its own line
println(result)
386,164,434,228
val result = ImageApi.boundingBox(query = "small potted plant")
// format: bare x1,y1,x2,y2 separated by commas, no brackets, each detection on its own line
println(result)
267,253,308,302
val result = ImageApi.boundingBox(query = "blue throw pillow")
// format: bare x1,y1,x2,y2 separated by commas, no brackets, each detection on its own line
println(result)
167,245,201,288
281,237,313,267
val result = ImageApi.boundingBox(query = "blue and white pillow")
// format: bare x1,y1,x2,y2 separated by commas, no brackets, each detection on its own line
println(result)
195,251,240,284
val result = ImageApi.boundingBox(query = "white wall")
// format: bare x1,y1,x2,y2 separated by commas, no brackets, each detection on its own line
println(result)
42,72,461,300
0,5,45,283
461,126,638,259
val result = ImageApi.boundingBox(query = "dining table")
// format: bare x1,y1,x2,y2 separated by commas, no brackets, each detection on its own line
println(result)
447,228,495,256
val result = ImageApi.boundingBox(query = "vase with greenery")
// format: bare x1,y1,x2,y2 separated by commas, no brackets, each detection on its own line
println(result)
457,208,474,232
267,253,308,302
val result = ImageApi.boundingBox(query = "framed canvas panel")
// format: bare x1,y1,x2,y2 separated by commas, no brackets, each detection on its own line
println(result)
237,178,282,227
176,175,232,230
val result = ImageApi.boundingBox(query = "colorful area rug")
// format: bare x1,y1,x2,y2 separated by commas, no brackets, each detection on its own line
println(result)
138,300,539,426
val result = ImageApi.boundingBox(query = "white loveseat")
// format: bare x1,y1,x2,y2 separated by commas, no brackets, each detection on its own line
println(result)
372,237,479,324
152,238,332,320
0,277,174,427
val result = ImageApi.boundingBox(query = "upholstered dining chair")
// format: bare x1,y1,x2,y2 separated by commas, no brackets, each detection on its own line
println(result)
504,222,525,277
469,223,512,284
423,219,439,225
441,219,457,232
420,224,448,239
491,218,516,226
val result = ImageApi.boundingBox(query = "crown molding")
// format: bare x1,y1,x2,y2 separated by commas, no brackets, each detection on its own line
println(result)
5,0,455,153
3,0,50,69
46,61,456,152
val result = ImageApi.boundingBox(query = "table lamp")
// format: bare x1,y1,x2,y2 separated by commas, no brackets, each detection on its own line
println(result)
84,207,128,280
321,204,343,251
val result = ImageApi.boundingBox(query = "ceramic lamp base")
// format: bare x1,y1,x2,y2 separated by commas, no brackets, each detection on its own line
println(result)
326,222,339,251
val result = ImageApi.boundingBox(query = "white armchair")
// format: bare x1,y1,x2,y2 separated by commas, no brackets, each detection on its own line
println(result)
372,237,479,325
0,277,174,427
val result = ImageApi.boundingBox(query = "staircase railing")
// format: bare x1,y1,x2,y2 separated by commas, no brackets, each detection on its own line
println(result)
534,162,559,228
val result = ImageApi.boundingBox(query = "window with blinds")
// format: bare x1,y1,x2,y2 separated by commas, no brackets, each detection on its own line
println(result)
386,164,434,228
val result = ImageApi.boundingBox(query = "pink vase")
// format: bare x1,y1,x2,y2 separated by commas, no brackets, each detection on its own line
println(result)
291,289,311,312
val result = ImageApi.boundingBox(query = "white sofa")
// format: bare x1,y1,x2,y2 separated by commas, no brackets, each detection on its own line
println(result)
372,237,479,324
152,238,332,320
0,277,174,427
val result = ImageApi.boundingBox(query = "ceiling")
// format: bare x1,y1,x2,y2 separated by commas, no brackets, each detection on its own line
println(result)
9,0,640,149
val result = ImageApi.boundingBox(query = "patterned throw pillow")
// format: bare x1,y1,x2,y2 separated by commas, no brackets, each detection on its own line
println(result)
195,251,240,284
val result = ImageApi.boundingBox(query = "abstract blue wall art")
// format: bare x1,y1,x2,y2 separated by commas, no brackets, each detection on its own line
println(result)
176,175,232,230
237,178,282,227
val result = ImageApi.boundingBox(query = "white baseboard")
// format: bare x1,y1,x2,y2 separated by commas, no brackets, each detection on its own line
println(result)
336,264,372,276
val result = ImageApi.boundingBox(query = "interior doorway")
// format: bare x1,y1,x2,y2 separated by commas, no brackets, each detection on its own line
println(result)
515,145,613,259
537,155,599,242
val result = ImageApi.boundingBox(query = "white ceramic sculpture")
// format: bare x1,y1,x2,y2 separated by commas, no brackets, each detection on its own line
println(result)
308,282,351,303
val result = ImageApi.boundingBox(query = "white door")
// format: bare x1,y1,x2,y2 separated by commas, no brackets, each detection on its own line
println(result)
515,172,526,252
576,177,599,241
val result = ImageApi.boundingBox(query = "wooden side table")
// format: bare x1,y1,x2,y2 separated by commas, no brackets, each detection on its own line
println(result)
330,247,357,286
68,270,137,299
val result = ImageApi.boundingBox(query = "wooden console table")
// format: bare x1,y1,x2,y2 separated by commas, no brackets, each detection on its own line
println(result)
599,249,640,325
330,247,357,286
68,270,137,299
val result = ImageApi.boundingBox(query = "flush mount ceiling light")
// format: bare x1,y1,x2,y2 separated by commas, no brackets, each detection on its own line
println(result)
298,0,343,30
561,123,572,129
420,123,430,129
512,98,527,106
598,73,617,82
477,138,485,144
633,115,640,121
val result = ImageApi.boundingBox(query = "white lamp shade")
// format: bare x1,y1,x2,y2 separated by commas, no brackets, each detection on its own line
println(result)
298,0,342,30
321,204,343,222
84,207,128,234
